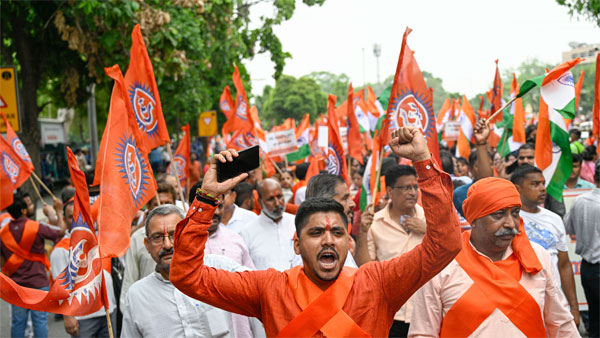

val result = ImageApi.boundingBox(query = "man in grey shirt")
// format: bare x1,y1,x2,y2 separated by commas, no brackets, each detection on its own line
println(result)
564,159,600,338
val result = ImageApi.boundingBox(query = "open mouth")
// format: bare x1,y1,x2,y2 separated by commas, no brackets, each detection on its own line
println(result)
318,251,339,271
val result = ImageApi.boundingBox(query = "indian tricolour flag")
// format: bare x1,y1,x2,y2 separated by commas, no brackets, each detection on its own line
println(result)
359,115,384,211
517,58,582,202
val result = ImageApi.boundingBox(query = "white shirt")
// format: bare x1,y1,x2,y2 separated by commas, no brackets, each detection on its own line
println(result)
294,186,307,205
49,234,116,320
239,212,296,271
223,205,258,234
122,254,247,338
520,208,568,284
120,227,157,310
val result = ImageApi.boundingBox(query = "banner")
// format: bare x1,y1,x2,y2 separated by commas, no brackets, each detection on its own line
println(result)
444,121,461,141
198,111,217,137
266,129,298,156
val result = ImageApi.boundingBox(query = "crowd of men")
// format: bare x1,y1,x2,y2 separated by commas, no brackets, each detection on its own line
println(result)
1,120,599,338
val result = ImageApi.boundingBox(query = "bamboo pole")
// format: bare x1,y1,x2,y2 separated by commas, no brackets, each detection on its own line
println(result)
487,96,517,122
166,142,188,211
29,177,43,201
105,306,114,338
369,147,385,214
268,155,284,175
31,172,57,200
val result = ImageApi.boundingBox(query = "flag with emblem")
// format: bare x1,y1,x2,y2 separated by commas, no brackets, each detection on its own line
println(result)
346,83,363,165
94,65,157,258
0,147,109,316
523,59,582,202
124,24,170,150
219,86,234,120
326,95,348,183
1,112,33,172
0,136,32,210
170,125,190,185
381,27,441,165
222,66,252,135
489,60,503,124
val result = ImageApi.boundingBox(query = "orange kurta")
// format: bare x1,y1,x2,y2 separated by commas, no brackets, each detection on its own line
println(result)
171,159,461,337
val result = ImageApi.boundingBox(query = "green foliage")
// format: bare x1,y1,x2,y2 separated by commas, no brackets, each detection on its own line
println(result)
556,0,600,27
305,71,350,101
261,75,326,128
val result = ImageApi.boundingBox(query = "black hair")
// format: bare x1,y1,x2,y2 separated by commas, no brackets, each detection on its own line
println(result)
595,159,600,184
457,157,468,166
188,180,203,205
468,149,479,167
517,143,535,156
156,181,177,202
525,124,537,142
306,173,345,199
582,146,596,162
380,157,397,178
354,165,365,177
510,164,542,186
440,151,455,175
61,187,76,203
295,197,348,235
384,165,417,188
572,153,582,165
233,182,255,207
295,163,310,181
569,128,581,138
7,192,28,219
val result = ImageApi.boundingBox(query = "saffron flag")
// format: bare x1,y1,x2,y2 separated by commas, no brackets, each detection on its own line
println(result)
95,65,157,258
0,147,109,315
0,136,32,210
574,70,584,111
531,60,582,202
382,27,441,165
296,113,311,147
124,24,170,150
326,95,348,183
346,83,363,165
366,86,384,132
489,60,503,124
456,96,476,159
222,66,252,135
359,122,383,212
170,125,190,184
220,86,234,120
436,98,451,140
511,73,527,143
1,112,33,172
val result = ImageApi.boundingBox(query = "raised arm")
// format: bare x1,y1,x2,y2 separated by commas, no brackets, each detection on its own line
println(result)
367,127,462,309
170,150,272,319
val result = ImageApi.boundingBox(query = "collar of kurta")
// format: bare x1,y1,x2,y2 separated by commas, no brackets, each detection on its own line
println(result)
439,230,545,337
277,265,370,338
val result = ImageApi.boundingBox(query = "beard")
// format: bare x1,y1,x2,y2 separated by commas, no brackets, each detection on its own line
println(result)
262,205,283,221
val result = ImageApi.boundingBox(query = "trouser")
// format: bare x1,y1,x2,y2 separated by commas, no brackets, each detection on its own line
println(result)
582,260,599,338
71,311,116,338
10,286,49,338
388,320,410,338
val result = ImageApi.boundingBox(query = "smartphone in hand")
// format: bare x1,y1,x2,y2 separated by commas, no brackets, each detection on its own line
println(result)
217,145,260,183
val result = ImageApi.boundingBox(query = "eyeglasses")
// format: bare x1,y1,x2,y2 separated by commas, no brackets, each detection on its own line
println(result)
148,232,175,245
390,185,419,192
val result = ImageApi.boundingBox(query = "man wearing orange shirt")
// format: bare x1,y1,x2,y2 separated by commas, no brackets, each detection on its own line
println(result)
171,126,462,337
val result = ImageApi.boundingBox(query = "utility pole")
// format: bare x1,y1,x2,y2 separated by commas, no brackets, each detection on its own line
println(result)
373,44,381,92
87,83,98,166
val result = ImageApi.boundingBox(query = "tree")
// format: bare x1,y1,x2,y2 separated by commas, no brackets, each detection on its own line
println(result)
1,0,325,176
261,75,326,128
557,0,600,27
306,71,350,101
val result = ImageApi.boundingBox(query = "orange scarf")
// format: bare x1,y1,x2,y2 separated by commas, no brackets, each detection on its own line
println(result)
277,266,370,338
440,230,545,337
0,220,50,276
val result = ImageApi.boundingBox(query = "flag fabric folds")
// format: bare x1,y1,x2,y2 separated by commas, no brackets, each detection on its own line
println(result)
124,24,170,150
219,86,234,120
326,95,349,183
346,83,363,165
489,60,503,124
1,112,34,172
94,65,157,258
456,96,476,159
381,27,441,165
0,147,109,316
171,125,191,184
222,66,253,135
0,136,32,210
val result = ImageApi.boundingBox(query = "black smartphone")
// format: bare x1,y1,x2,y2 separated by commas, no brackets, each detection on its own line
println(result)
217,145,260,182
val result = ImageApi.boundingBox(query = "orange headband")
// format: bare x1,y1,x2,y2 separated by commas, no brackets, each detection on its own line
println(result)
462,177,521,225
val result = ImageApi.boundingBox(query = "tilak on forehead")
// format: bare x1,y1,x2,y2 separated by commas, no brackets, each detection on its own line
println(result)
324,215,332,231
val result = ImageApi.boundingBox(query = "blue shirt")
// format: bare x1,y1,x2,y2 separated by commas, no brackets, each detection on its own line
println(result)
453,182,473,218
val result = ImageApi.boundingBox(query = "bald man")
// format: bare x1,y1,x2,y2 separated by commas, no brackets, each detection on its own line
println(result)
238,178,297,270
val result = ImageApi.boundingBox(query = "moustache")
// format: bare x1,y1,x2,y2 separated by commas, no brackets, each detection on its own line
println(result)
494,228,521,237
158,248,174,259
317,246,339,259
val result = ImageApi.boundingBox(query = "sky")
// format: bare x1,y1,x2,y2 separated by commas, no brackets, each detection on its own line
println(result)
244,0,599,99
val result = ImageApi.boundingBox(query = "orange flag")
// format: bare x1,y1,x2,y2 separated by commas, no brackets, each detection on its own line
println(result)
381,27,441,165
326,95,349,183
171,125,190,185
536,97,552,170
0,147,109,315
511,73,526,143
1,112,33,172
0,136,32,210
346,83,363,165
594,53,600,155
222,66,253,135
124,24,170,150
489,60,503,124
219,86,234,120
95,65,157,258
574,70,584,111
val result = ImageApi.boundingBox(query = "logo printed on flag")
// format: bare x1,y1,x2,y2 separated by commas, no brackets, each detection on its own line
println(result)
390,89,435,139
236,97,248,121
128,82,158,137
220,100,231,114
173,155,187,181
1,151,19,184
326,142,344,176
115,133,152,208
557,73,574,87
10,139,30,164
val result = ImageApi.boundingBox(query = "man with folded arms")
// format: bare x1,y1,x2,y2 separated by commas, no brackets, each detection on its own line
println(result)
409,177,579,338
170,126,462,337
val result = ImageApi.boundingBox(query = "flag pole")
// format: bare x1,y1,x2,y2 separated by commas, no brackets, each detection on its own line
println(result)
499,131,508,158
268,155,284,176
31,172,57,201
487,96,517,122
369,148,385,214
29,177,43,202
105,306,114,338
166,142,188,211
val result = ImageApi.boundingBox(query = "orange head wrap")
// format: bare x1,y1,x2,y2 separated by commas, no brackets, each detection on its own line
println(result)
462,177,521,225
